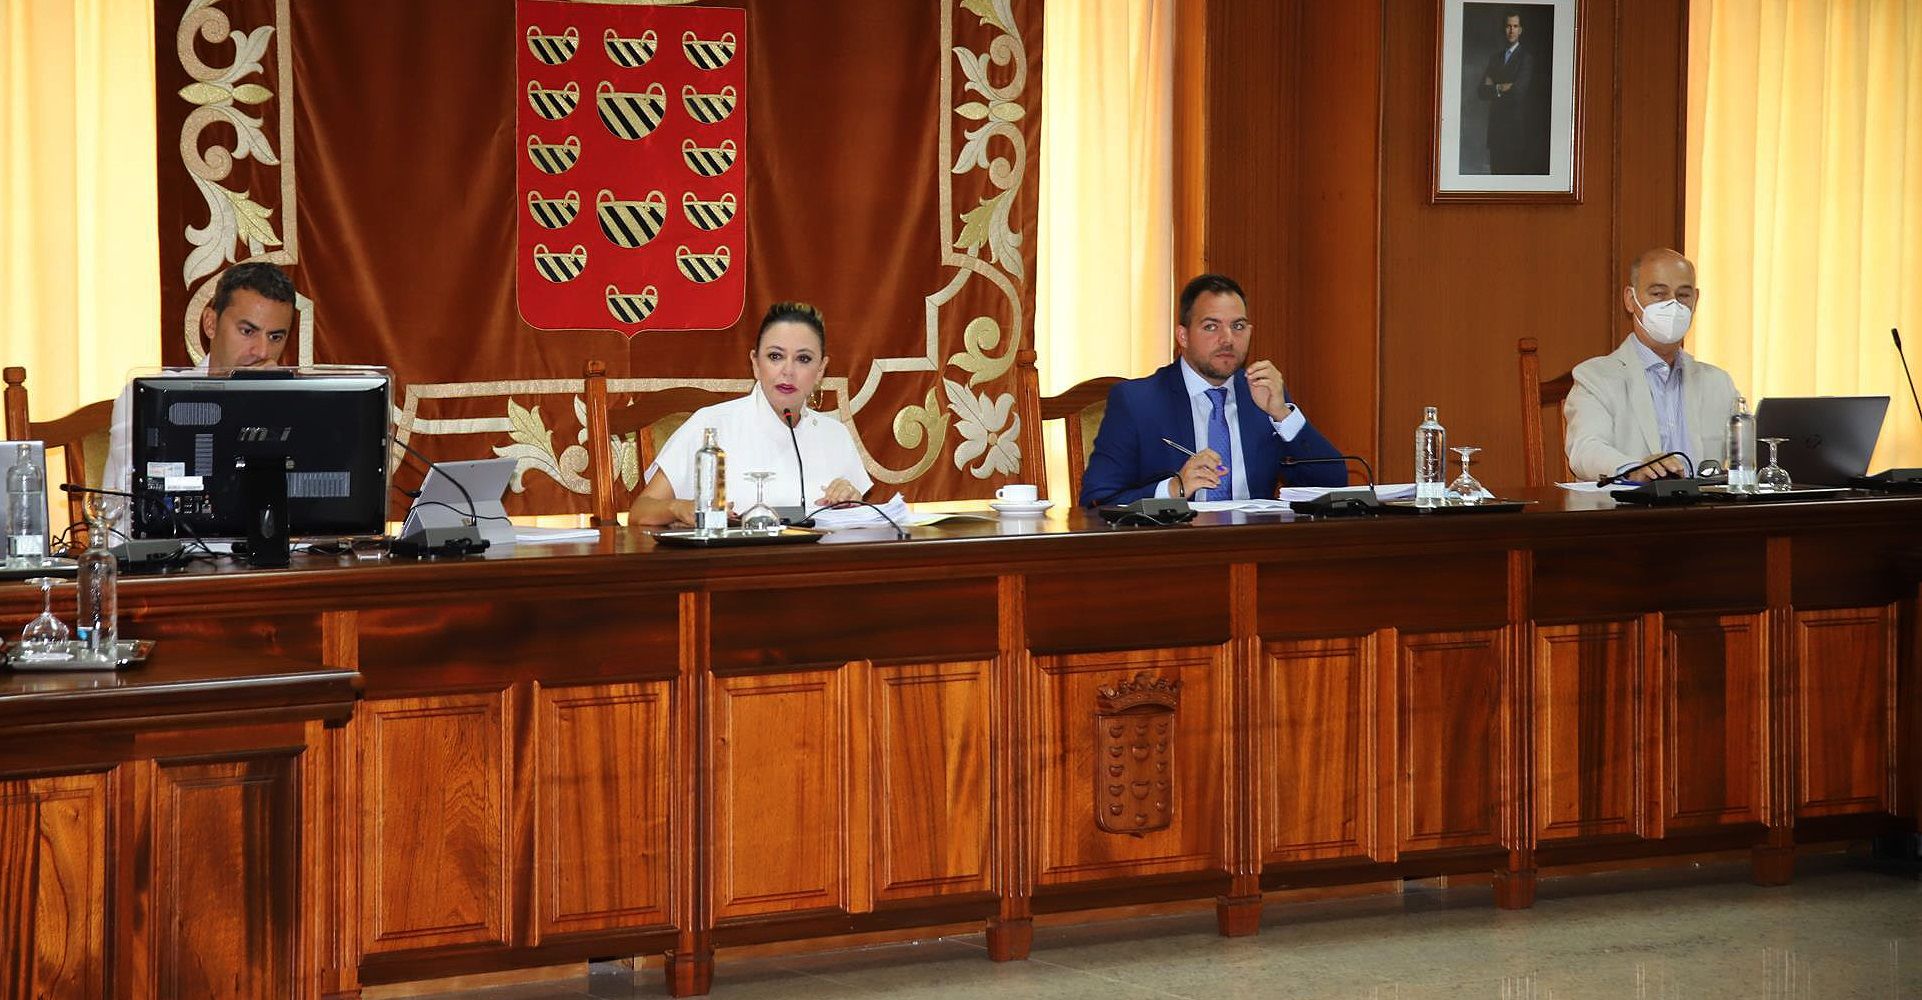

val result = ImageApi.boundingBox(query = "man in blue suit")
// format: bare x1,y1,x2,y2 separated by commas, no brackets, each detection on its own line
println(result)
1079,274,1347,506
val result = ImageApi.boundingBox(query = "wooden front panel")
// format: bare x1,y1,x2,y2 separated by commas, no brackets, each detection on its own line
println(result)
1533,621,1641,841
1398,631,1504,853
0,773,109,1000
534,682,674,940
1260,636,1379,863
152,754,299,1000
1795,606,1896,817
711,669,851,919
1033,647,1228,885
1026,572,1230,653
1662,615,1766,828
871,661,992,901
357,597,679,694
361,692,511,951
1258,554,1507,636
1535,542,1768,620
712,581,996,672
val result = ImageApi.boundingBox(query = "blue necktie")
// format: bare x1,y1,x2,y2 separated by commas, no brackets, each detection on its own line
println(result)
1205,386,1232,501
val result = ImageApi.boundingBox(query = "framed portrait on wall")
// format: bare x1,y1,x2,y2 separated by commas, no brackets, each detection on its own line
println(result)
1433,0,1582,202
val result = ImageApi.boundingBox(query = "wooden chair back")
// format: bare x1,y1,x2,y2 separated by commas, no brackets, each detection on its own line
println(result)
3,367,114,538
584,363,784,525
1042,377,1123,503
1014,349,1123,502
1517,337,1575,487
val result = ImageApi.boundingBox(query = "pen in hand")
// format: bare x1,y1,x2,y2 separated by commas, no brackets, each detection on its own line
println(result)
1162,438,1225,472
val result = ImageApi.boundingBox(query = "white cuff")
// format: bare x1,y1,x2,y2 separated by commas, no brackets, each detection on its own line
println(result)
1269,404,1306,442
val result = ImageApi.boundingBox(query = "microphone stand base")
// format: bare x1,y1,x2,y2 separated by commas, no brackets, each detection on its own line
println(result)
1290,489,1382,518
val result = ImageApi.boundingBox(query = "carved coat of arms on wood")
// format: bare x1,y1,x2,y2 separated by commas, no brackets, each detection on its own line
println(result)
1093,670,1180,836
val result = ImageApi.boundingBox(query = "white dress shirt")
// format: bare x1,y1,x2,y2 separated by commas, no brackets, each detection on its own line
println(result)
647,384,873,509
1154,358,1308,500
1629,337,1691,469
103,360,209,495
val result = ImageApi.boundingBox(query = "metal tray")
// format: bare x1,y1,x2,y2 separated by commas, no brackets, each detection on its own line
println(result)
1377,499,1531,515
0,557,79,582
3,638,155,672
652,527,826,547
1698,485,1852,502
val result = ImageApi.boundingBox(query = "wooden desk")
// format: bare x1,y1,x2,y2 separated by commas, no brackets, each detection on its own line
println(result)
0,643,360,1000
1,490,1914,998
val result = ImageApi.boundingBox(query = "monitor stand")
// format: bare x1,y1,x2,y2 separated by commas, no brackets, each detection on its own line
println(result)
234,454,290,568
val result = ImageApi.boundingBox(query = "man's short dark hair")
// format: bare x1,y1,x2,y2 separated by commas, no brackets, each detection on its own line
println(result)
211,261,296,315
1178,274,1246,328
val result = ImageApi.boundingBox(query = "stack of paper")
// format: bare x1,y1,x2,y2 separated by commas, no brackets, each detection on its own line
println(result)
809,493,915,530
1190,483,1418,513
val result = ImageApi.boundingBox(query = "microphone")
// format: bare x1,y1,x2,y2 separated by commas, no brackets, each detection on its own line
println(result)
1282,455,1381,517
1894,328,1922,427
780,408,811,525
1596,450,1694,487
1859,329,1922,488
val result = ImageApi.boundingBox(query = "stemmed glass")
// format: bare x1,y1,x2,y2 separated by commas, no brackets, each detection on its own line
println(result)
1758,438,1792,492
20,577,70,657
740,471,780,532
1448,446,1492,505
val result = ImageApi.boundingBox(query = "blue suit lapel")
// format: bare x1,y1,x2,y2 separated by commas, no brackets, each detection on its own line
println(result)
1153,362,1198,451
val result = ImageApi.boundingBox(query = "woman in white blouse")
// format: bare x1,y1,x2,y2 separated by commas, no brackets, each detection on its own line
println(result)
628,302,873,526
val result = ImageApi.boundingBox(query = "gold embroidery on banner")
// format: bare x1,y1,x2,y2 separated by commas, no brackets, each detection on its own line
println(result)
393,377,852,497
177,0,304,365
839,0,1029,485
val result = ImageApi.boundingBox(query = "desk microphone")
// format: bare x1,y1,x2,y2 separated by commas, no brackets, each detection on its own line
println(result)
1597,450,1694,487
1858,329,1922,488
1087,469,1194,525
780,408,812,525
1281,454,1381,517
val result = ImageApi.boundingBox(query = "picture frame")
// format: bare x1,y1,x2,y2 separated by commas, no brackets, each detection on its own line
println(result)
1433,0,1583,202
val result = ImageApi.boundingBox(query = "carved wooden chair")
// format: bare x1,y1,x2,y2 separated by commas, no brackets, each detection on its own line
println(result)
589,364,831,525
3,366,115,539
1518,337,1576,487
1014,349,1122,502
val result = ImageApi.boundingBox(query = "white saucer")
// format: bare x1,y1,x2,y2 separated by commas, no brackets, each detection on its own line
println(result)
989,499,1053,516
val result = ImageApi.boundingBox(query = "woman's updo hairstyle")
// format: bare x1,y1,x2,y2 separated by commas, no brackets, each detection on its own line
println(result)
757,301,826,351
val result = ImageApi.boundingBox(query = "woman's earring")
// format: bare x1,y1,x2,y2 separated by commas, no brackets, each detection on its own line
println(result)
809,387,824,411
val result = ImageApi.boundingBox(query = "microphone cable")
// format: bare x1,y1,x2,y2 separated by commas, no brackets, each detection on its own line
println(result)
1597,451,1693,487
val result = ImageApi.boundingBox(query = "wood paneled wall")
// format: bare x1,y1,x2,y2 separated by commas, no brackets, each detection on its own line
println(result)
1181,0,1688,486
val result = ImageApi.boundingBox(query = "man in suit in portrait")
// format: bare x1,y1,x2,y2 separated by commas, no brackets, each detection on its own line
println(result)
1078,273,1346,507
1478,10,1536,174
1563,248,1743,482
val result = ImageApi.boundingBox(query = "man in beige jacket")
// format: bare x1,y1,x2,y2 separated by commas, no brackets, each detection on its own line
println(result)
1564,248,1742,482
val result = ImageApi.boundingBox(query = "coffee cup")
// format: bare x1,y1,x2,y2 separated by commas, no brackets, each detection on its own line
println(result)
995,484,1039,504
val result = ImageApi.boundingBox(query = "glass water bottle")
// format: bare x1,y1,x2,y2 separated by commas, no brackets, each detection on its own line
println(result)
694,427,728,534
1414,407,1448,508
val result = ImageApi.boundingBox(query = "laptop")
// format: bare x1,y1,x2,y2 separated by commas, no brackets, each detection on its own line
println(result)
1754,396,1889,485
398,457,517,549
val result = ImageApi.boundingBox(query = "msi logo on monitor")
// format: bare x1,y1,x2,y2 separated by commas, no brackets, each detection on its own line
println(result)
238,426,293,444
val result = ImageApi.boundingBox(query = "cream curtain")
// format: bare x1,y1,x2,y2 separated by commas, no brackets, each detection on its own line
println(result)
1035,0,1174,499
1687,0,1922,470
0,0,160,423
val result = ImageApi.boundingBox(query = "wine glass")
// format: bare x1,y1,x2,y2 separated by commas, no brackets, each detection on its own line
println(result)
739,471,780,531
1447,446,1492,505
20,577,70,655
1758,437,1792,492
82,491,126,540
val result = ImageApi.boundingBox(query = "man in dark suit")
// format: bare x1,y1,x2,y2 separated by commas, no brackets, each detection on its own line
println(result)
1478,11,1534,174
1078,274,1346,507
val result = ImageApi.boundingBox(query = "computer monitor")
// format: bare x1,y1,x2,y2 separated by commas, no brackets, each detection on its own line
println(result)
129,368,391,541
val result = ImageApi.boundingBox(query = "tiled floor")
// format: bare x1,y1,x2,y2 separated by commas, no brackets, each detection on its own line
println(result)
414,855,1922,999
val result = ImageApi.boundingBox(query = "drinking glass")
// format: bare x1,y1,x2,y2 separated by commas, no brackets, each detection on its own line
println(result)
21,577,69,652
740,471,780,531
1447,446,1492,504
1758,438,1792,492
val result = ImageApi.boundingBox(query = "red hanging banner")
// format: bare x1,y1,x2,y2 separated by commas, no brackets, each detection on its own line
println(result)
516,0,747,337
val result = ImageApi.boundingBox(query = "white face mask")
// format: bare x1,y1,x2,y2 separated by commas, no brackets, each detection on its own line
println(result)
1632,289,1693,345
